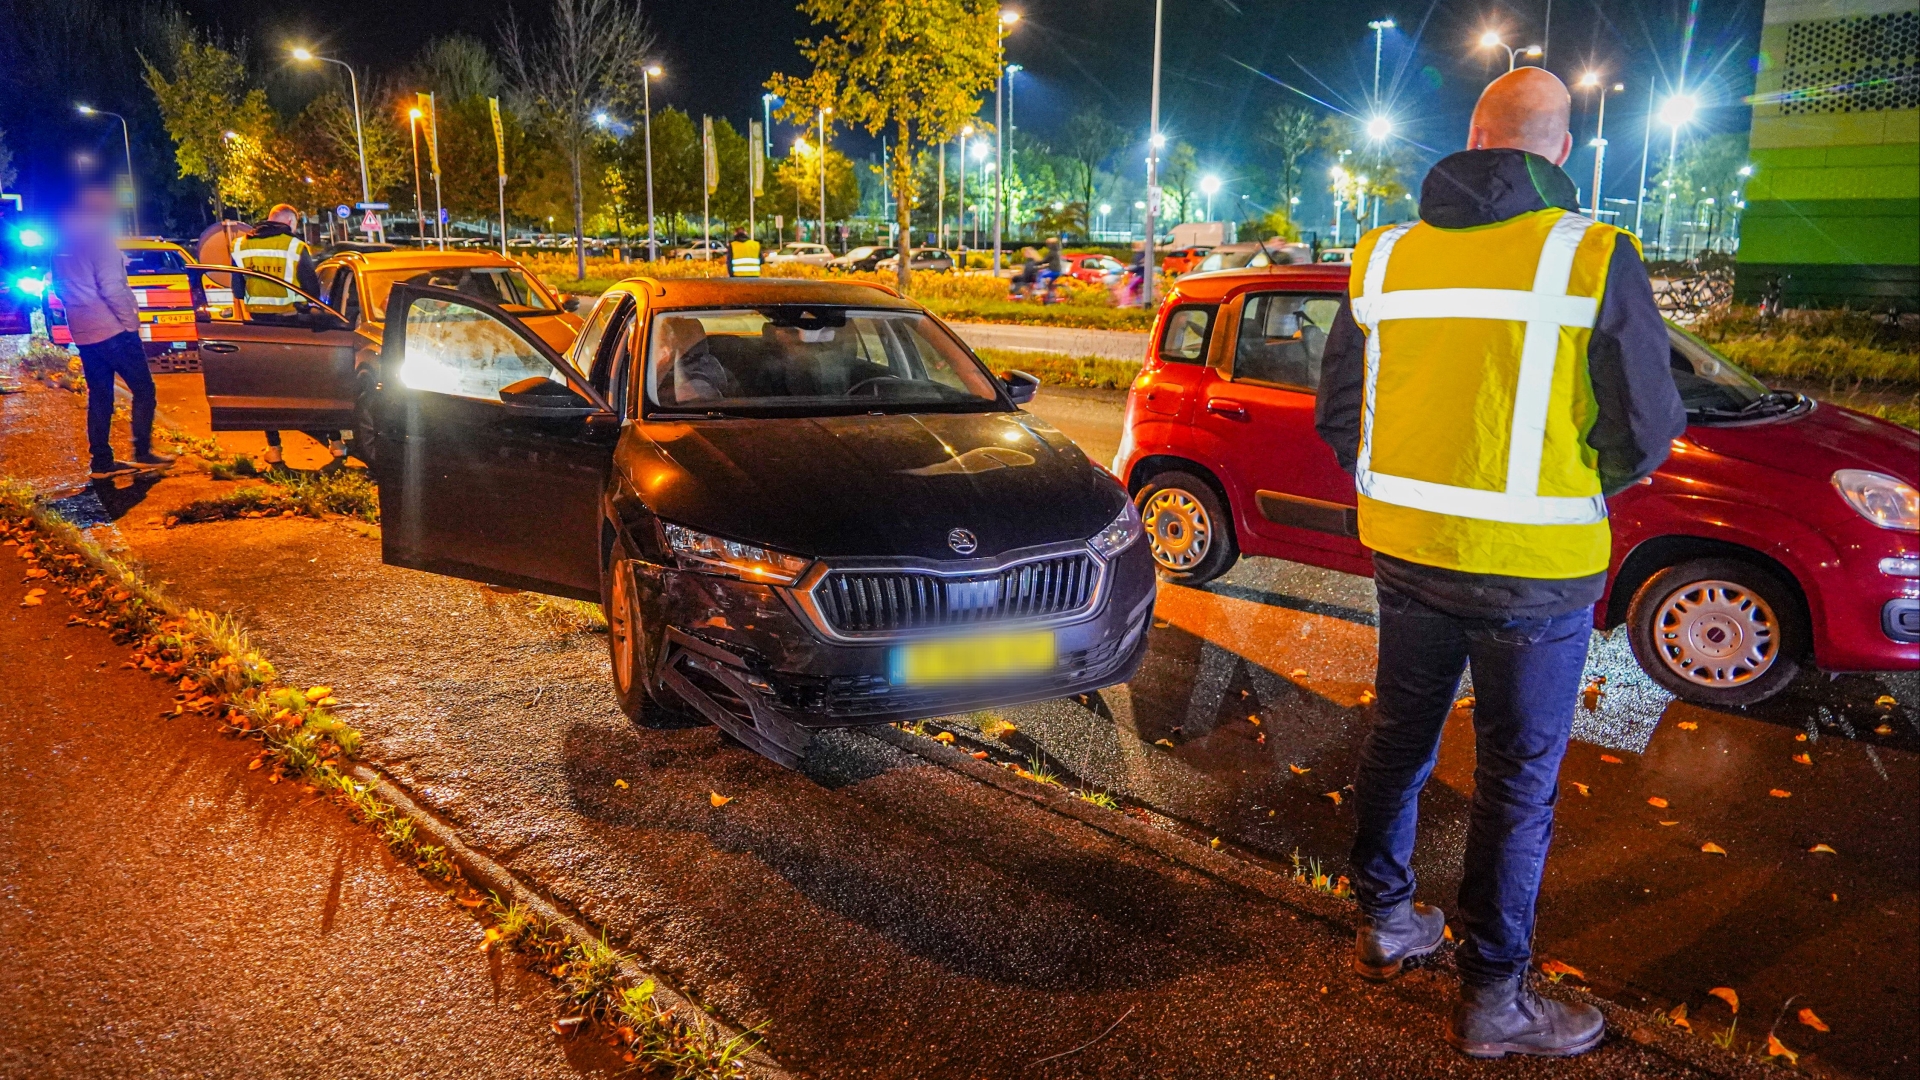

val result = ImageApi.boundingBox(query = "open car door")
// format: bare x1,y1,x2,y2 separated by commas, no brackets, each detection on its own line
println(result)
371,282,620,602
192,266,360,431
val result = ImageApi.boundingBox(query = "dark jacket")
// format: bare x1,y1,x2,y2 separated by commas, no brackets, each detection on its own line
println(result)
1313,149,1686,619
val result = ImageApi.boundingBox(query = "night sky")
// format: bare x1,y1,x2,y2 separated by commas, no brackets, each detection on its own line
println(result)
9,0,1765,226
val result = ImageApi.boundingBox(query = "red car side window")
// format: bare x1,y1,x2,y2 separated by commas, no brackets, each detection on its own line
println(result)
1158,305,1217,364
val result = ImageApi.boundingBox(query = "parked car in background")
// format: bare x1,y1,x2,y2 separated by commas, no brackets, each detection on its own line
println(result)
670,239,728,261
1160,246,1212,276
1114,263,1920,707
45,237,198,366
1318,248,1354,265
1185,241,1314,276
875,248,956,273
829,245,898,272
1063,252,1125,283
350,276,1155,768
190,249,583,466
765,242,835,267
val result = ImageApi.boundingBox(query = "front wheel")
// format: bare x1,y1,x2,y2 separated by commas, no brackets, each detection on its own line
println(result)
1136,471,1237,586
605,546,652,722
1626,557,1804,707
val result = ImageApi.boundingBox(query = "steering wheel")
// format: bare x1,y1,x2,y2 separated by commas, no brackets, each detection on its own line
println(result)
845,375,904,396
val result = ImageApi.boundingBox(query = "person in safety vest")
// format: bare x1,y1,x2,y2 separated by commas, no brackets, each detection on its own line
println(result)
727,230,761,278
231,205,347,467
1314,68,1683,1058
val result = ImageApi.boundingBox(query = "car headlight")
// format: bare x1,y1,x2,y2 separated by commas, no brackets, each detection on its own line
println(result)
1833,470,1919,531
1089,499,1142,559
661,523,812,584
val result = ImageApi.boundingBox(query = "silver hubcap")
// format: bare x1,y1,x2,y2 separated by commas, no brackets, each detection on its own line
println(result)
1653,578,1778,687
609,559,636,693
1142,488,1212,571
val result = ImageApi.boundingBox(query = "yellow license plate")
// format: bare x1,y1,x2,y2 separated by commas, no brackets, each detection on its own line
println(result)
889,631,1055,686
153,311,194,324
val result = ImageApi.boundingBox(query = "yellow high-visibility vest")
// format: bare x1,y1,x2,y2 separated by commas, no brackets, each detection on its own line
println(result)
232,232,309,309
728,238,762,277
1348,208,1634,579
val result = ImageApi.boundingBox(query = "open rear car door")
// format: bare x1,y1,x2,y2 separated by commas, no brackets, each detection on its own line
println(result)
370,283,619,601
191,266,359,431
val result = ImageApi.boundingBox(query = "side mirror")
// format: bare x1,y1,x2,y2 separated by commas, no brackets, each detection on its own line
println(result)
563,295,583,313
1001,369,1040,406
499,376,599,418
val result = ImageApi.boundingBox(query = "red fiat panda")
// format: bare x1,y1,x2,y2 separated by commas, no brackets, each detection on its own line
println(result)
1112,264,1919,706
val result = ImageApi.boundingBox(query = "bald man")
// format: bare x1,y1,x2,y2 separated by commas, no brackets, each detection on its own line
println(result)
1315,69,1682,1058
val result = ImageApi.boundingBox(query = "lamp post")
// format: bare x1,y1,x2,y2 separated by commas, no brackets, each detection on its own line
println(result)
291,49,371,229
1368,19,1395,103
994,8,1020,274
956,124,975,252
407,107,426,246
1142,0,1164,306
817,107,830,252
75,105,138,234
1656,91,1698,258
1577,73,1625,220
1199,174,1221,221
1477,32,1542,72
643,64,661,261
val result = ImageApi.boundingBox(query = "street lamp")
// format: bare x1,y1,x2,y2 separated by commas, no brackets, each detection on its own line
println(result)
1330,164,1348,245
994,8,1021,274
1656,92,1699,257
1199,174,1221,221
1142,0,1165,305
1576,73,1625,220
76,104,138,234
408,106,426,247
1367,19,1395,103
1366,115,1393,142
1478,32,1542,72
817,106,831,252
958,125,975,250
643,64,662,260
291,48,372,232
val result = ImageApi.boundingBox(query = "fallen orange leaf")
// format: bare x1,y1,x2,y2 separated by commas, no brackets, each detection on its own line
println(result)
1454,696,1475,710
1289,668,1307,679
932,731,954,743
1600,754,1624,764
1708,987,1739,1013
1769,789,1791,798
1323,790,1343,805
613,778,628,790
1358,689,1377,706
1540,959,1585,980
1570,782,1590,796
1809,843,1837,854
709,791,732,807
1154,738,1175,748
1794,733,1808,742
1443,925,1455,941
305,685,332,699
1289,763,1311,775
1659,820,1679,826
1766,1034,1798,1065
1701,842,1728,855
1793,752,1812,765
1875,694,1897,709
1875,723,1894,735
1798,1007,1829,1032
1647,796,1669,808
1668,1002,1692,1030
1209,837,1223,849
1676,720,1699,731
970,750,989,760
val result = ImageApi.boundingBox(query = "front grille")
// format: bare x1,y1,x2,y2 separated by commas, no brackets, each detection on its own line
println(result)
812,553,1100,636
816,629,1137,717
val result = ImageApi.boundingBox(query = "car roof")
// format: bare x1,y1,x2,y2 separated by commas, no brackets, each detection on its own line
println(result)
321,249,526,270
1169,263,1352,302
121,238,189,254
617,277,918,309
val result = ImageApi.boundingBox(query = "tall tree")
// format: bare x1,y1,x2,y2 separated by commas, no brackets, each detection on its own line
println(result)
1261,101,1317,214
143,33,273,215
414,34,502,102
503,0,652,279
767,0,998,292
1062,106,1121,236
1159,141,1198,223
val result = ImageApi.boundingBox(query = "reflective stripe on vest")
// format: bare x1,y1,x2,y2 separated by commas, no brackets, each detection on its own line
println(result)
1352,210,1607,528
232,234,306,308
729,240,761,277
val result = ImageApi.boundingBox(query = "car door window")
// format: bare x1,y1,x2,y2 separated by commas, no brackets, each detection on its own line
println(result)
195,268,340,329
335,271,362,326
566,297,620,380
1158,305,1217,364
399,295,562,401
1232,293,1340,389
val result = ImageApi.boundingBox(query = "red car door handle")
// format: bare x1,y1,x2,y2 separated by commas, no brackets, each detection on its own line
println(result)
1206,397,1249,419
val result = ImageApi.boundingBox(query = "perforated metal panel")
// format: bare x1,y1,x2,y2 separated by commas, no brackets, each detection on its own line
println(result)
1780,10,1920,114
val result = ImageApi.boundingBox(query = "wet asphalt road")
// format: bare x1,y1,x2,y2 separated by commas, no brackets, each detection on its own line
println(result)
3,372,1911,1077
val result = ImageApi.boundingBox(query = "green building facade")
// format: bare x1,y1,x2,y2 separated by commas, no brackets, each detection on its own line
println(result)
1737,0,1920,310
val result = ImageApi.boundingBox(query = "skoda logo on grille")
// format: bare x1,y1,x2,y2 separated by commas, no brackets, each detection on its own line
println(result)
946,528,978,555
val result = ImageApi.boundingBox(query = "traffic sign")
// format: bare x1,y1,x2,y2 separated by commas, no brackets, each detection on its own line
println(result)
360,211,380,234
335,205,351,220
355,202,390,211
439,208,450,224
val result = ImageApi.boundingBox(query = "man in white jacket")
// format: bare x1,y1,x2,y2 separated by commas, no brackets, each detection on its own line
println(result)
52,186,172,480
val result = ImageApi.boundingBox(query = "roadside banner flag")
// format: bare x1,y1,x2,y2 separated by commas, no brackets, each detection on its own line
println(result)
416,93,441,177
489,97,506,180
703,115,719,195
749,120,764,196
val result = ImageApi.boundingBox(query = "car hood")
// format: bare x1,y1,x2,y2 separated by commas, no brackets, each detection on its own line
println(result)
632,410,1125,560
1684,401,1920,485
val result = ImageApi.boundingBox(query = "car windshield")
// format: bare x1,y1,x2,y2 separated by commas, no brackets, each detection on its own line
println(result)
363,264,557,321
124,248,187,275
645,306,1004,416
1667,325,1779,416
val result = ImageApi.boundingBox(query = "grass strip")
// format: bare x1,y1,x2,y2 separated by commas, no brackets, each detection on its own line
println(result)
975,348,1141,391
0,477,755,1078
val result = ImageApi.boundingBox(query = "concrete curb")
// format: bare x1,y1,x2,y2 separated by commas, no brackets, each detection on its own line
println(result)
867,725,1796,1080
349,764,792,1079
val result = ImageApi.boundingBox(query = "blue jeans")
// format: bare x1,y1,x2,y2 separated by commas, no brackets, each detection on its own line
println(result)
1349,582,1593,985
76,331,155,471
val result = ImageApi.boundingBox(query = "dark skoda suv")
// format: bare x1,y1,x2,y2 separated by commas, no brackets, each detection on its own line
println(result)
363,277,1156,767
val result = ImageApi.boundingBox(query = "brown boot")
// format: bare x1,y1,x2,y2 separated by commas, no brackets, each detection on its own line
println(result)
1352,900,1446,980
1447,975,1605,1058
